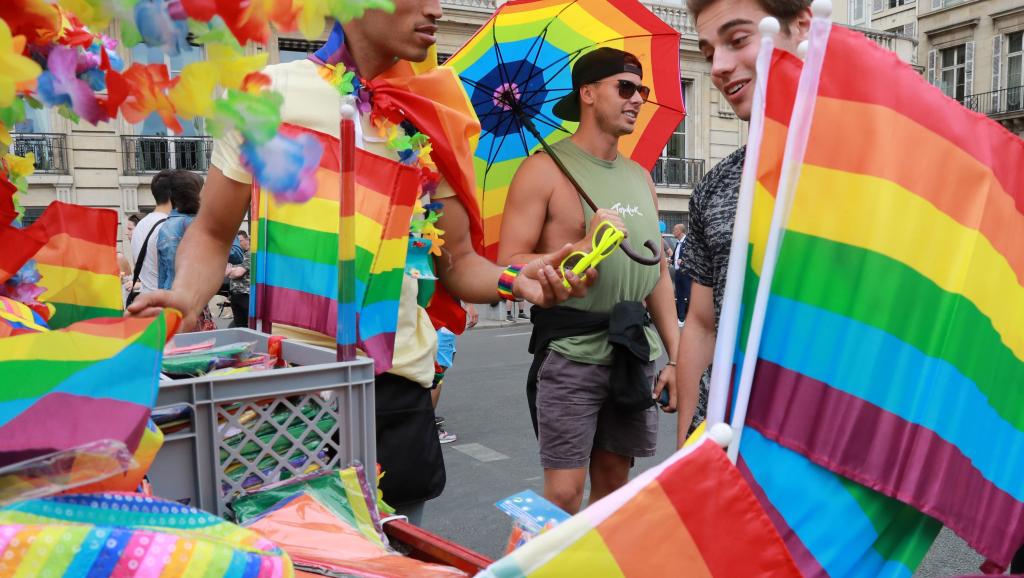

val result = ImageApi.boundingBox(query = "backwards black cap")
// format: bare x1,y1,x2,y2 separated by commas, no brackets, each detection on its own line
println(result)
552,47,643,122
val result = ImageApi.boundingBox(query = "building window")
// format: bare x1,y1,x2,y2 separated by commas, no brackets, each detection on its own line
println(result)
659,211,686,230
887,23,915,36
278,38,325,64
851,0,865,24
887,0,908,8
652,82,704,189
1009,31,1023,111
125,44,214,173
131,44,206,137
20,207,47,226
940,45,967,101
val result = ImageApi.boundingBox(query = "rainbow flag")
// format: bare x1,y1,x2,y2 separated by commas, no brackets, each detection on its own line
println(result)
480,437,801,577
0,201,123,329
0,310,179,469
252,124,419,373
0,492,293,577
736,21,1024,568
718,45,941,578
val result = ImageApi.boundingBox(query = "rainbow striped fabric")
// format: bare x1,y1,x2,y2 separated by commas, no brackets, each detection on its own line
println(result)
0,201,122,329
0,492,292,577
301,23,484,341
252,124,420,373
737,21,1024,569
481,437,800,577
728,46,942,578
0,296,49,337
0,310,179,469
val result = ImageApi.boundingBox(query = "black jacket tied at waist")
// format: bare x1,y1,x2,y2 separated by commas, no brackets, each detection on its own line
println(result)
526,302,654,436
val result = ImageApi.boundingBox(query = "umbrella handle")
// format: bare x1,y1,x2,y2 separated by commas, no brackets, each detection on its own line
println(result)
517,111,661,267
620,239,662,265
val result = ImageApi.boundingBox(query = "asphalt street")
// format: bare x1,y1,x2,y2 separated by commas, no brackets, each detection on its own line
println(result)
418,323,986,576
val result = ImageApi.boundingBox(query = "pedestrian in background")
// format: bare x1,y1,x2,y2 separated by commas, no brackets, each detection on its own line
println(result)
432,302,478,444
157,170,242,331
671,223,690,324
128,174,172,304
227,230,251,328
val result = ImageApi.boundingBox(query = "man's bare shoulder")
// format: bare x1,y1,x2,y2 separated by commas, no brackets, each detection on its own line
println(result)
516,150,560,177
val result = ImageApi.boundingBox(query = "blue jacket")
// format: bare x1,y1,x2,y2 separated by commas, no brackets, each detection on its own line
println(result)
158,210,243,290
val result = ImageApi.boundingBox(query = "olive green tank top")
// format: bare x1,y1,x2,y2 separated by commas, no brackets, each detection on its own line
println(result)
546,138,664,365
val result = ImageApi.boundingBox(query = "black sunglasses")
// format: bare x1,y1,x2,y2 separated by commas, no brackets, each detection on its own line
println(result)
595,79,651,102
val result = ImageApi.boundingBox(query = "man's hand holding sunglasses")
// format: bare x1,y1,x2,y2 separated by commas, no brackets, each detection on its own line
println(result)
576,209,627,253
512,244,599,307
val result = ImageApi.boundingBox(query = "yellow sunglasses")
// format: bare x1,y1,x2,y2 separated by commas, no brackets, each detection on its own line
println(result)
560,221,625,289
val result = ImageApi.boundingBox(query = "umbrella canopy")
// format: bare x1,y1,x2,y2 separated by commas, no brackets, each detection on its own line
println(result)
448,0,685,259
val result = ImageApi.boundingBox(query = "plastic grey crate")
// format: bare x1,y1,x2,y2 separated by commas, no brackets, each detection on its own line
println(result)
150,328,375,517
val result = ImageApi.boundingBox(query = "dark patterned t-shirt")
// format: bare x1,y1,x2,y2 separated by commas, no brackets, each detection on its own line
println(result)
680,146,745,432
682,146,746,326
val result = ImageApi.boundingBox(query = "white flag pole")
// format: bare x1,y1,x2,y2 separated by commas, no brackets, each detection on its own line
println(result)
705,18,780,429
727,0,834,462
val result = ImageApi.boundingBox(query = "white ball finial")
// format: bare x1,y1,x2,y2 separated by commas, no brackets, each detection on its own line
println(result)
708,423,733,448
340,103,357,120
797,40,809,59
811,0,833,18
758,17,780,36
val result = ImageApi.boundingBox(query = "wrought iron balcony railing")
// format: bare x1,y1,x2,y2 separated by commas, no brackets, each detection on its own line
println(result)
10,133,69,174
121,135,214,175
960,86,1024,117
652,157,704,189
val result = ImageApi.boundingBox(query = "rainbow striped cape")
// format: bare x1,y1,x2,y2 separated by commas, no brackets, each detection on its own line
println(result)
481,436,800,577
0,310,179,469
252,124,420,373
733,20,1024,570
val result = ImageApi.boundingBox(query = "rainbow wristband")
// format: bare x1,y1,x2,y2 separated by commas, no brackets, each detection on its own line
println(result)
498,264,524,301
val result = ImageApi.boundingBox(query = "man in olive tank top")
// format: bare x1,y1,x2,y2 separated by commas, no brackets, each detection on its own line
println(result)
498,48,681,515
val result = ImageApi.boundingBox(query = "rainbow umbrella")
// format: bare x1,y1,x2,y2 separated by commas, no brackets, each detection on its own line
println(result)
447,0,685,260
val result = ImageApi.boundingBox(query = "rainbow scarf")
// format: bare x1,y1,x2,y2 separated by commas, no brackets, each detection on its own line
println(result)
0,492,292,577
0,311,179,469
738,22,1024,569
0,201,122,329
252,124,420,373
323,22,482,336
727,47,941,578
252,23,482,370
481,437,800,577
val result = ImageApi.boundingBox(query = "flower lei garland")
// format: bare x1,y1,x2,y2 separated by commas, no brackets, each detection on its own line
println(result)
0,0,397,207
319,61,446,262
0,0,397,303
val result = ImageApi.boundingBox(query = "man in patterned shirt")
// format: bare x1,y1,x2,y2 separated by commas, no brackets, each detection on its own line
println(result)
675,0,811,446
227,230,250,328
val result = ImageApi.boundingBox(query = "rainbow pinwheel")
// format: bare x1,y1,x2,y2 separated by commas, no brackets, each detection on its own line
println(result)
448,0,685,260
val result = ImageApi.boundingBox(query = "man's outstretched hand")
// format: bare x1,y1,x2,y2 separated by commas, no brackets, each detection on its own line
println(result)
127,290,198,330
512,243,598,307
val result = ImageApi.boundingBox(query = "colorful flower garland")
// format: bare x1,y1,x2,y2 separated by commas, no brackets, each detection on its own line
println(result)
318,59,447,260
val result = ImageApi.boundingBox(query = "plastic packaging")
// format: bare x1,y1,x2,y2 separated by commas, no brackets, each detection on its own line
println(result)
161,341,257,375
0,439,135,504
